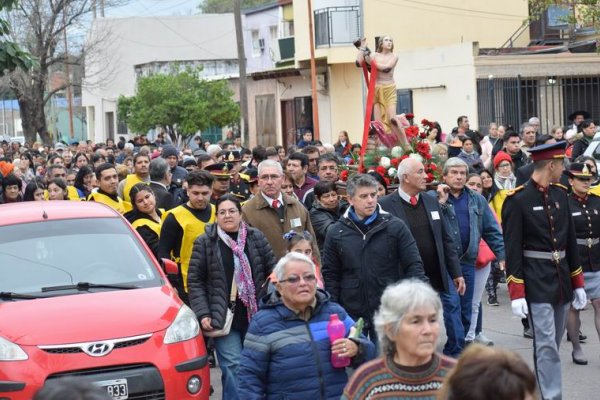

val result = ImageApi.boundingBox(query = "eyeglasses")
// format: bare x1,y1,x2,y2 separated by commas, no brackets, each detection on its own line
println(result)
217,208,239,217
259,174,282,181
278,274,317,285
497,163,511,168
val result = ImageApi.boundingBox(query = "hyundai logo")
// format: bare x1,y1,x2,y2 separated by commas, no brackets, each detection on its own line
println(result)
84,342,113,357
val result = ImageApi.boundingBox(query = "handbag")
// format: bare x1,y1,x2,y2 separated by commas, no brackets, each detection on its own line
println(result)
475,239,496,269
203,280,237,338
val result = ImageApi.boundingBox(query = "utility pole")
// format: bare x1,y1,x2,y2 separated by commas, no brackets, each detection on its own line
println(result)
62,5,75,139
307,0,320,140
234,0,249,146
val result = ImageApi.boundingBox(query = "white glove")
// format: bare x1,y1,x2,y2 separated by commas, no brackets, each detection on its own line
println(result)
511,298,528,319
572,288,587,310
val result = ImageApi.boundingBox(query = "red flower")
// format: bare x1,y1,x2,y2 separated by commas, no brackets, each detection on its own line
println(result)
384,177,391,187
391,158,400,168
421,119,430,126
426,172,434,182
400,154,410,161
348,159,355,165
419,132,427,139
375,166,387,177
429,163,438,171
424,153,432,160
405,126,419,139
406,113,414,120
416,142,429,155
340,170,349,181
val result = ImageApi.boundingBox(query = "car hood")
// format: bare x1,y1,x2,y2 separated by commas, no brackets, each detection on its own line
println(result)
0,286,181,345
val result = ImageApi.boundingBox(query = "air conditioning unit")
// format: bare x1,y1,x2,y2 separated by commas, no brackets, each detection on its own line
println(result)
258,38,265,52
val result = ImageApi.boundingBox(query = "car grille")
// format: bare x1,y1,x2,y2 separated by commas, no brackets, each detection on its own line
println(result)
47,364,165,400
47,363,152,378
39,334,151,355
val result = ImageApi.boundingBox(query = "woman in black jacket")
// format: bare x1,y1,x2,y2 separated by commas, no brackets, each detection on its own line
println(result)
125,184,163,258
309,180,343,252
187,194,276,400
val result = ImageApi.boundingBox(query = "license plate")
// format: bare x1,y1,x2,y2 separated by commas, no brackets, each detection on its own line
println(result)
94,378,128,400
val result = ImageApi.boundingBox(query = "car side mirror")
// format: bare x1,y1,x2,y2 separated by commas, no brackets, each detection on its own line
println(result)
161,259,178,276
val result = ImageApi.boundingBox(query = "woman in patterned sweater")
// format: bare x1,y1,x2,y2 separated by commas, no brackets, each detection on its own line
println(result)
342,280,456,399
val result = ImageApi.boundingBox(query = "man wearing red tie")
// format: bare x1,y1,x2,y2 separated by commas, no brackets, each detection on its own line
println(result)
242,159,317,259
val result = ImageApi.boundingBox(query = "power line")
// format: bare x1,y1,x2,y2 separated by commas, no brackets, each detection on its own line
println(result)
374,0,526,20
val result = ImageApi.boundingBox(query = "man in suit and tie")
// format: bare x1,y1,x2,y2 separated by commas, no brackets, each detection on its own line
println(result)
379,158,466,357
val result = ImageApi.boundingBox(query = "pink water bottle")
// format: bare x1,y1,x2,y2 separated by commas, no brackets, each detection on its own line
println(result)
328,314,350,368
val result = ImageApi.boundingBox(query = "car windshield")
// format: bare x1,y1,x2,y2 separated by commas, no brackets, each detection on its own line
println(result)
0,217,162,295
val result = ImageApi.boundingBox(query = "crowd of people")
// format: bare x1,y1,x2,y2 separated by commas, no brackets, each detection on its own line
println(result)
1,112,599,400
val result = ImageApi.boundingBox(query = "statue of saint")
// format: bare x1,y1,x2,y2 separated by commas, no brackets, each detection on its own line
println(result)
356,36,409,149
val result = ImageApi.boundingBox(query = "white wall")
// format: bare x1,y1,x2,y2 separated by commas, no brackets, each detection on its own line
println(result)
82,15,237,142
395,42,478,134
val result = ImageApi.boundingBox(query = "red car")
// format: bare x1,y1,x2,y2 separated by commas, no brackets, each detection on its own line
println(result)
0,201,210,399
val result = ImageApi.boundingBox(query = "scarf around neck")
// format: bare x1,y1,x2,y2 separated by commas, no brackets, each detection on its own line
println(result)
217,222,258,319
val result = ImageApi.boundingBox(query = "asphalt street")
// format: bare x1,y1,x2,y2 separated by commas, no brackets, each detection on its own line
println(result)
208,283,599,399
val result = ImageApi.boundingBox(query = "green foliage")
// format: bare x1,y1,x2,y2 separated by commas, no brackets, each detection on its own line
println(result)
529,1,600,27
198,0,273,14
0,0,35,75
118,69,240,138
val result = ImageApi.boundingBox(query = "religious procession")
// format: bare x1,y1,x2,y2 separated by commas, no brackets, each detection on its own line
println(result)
1,1,600,400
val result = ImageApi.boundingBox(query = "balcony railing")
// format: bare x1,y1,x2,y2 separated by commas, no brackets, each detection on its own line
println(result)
314,6,360,48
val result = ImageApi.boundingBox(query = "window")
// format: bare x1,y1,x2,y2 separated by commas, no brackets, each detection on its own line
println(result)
251,30,261,57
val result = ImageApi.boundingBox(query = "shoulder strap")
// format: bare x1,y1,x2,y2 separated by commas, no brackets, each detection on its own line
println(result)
230,279,238,302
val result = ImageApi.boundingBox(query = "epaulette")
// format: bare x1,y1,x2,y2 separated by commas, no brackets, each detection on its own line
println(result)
506,185,524,196
551,183,568,191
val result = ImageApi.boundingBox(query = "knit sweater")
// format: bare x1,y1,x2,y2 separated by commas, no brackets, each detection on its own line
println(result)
342,353,456,400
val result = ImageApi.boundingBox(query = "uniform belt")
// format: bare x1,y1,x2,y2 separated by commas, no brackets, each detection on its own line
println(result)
523,249,566,262
576,238,600,247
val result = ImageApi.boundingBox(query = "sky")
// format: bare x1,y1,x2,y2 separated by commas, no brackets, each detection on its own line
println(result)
105,0,201,18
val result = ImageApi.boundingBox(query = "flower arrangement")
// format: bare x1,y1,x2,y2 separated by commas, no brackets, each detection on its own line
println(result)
340,115,443,185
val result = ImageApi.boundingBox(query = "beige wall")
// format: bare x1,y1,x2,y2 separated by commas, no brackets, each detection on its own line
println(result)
395,42,479,133
328,63,364,145
294,0,529,64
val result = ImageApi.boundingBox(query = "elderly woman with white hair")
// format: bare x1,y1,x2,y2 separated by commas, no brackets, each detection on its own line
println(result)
237,252,375,400
342,280,457,399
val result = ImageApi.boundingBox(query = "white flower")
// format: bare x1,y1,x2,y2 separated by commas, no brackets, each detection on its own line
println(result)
380,156,391,168
391,146,404,158
388,167,397,177
409,153,424,163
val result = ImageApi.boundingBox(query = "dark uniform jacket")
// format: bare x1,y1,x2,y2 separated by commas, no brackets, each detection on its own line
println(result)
322,206,427,321
379,191,462,293
568,192,600,273
502,180,584,304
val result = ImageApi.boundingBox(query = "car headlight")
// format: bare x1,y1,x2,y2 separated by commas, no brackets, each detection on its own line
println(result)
0,336,28,361
164,305,200,344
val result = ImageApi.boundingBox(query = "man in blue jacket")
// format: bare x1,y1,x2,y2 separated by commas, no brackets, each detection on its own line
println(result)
322,173,427,343
436,157,505,338
379,157,466,357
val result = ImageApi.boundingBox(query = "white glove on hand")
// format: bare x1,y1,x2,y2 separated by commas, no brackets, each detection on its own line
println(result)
511,298,528,319
572,288,587,310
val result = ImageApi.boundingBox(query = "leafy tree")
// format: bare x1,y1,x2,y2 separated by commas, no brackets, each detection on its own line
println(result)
529,1,600,28
4,0,123,145
118,68,240,139
198,0,272,14
0,0,35,75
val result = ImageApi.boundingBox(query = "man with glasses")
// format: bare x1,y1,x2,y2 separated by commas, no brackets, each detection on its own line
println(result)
242,159,317,259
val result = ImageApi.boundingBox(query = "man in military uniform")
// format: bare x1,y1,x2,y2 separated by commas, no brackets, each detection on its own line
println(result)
205,162,233,204
224,151,251,200
502,141,587,400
